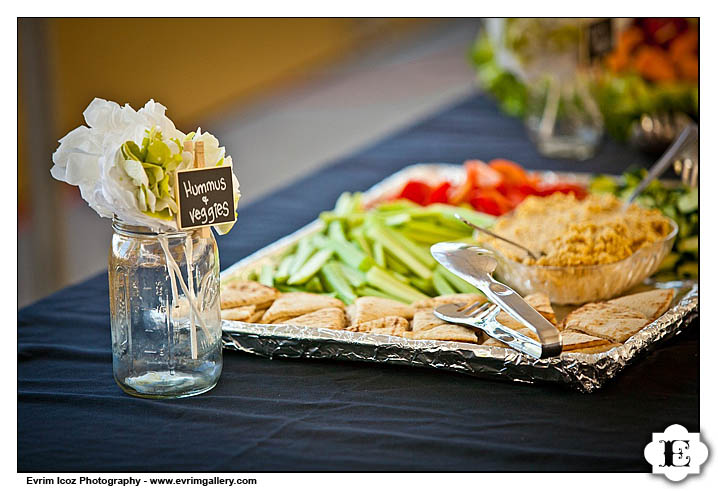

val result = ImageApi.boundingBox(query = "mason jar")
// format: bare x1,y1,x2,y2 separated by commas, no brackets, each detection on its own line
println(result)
108,218,222,398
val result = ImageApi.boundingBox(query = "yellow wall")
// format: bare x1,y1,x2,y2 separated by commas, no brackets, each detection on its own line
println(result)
44,18,424,136
19,18,426,220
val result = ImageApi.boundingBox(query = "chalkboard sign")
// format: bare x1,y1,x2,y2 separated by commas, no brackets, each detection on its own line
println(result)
174,166,236,230
587,19,613,61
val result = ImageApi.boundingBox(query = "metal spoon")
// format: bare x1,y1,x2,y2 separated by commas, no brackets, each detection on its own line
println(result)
454,214,541,261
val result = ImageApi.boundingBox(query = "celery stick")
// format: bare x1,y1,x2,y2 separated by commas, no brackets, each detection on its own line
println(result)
326,238,373,271
320,262,356,304
366,266,428,303
391,270,411,284
437,266,481,294
349,192,364,213
311,233,329,249
305,276,324,293
328,220,346,242
372,241,386,268
320,211,365,225
352,238,371,258
276,285,306,293
287,249,333,285
259,263,275,287
274,255,294,283
339,263,367,288
349,228,371,254
346,214,365,228
410,276,436,296
401,220,465,240
382,225,435,268
427,204,495,228
319,211,340,223
384,252,410,275
375,199,418,212
432,270,456,296
333,191,353,215
289,237,316,275
384,213,411,226
366,224,432,279
399,229,439,244
356,286,405,302
435,215,474,234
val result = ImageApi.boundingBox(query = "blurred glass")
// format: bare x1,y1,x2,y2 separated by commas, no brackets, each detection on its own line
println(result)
525,73,604,160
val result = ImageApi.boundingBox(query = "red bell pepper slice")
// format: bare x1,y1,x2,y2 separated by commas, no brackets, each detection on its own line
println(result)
488,159,528,186
397,180,433,205
536,182,588,199
469,189,513,216
426,181,451,204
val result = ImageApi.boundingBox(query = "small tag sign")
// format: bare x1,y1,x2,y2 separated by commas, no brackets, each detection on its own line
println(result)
175,166,235,230
587,19,613,61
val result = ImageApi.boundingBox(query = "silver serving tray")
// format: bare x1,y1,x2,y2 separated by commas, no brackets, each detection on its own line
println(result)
220,164,699,392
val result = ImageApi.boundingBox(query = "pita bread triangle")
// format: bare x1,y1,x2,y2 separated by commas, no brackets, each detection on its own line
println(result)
353,296,414,325
560,330,610,351
607,288,675,321
412,293,485,310
562,302,648,343
354,316,409,335
284,307,346,330
221,304,256,321
412,308,446,332
261,292,344,323
407,324,479,343
221,281,279,309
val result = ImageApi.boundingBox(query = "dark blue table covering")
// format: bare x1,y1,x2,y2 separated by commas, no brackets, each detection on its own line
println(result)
18,95,699,472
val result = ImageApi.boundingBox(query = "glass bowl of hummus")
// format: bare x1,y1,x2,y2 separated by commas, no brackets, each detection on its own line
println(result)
477,193,678,305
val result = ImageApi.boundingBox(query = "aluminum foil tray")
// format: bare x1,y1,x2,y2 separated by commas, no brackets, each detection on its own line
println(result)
221,164,699,392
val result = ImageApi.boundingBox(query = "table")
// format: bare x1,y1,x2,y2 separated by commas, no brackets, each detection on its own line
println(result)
18,94,699,472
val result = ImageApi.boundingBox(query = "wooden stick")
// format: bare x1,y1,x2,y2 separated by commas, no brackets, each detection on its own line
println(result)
158,235,212,342
185,235,198,359
181,139,199,358
194,141,212,240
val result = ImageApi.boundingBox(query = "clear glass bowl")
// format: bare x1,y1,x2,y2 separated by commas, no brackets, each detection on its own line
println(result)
478,219,678,305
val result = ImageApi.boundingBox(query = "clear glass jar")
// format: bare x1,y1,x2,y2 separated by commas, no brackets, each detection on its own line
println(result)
109,218,222,398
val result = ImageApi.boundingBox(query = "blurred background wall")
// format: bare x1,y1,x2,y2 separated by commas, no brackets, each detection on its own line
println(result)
18,18,480,307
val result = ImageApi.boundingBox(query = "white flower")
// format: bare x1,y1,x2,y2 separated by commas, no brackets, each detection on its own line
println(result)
51,98,241,233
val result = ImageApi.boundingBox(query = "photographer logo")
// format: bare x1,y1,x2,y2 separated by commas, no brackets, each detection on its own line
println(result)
644,424,708,481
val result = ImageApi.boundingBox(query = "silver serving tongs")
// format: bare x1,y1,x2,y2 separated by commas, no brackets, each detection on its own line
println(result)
430,242,562,359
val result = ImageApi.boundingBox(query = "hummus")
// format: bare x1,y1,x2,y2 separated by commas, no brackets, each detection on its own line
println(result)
488,193,673,267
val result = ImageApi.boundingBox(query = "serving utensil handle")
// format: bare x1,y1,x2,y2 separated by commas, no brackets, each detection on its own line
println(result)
625,123,698,206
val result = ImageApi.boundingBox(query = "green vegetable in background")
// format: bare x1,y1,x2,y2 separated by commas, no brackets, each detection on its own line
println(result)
469,30,698,142
590,168,698,279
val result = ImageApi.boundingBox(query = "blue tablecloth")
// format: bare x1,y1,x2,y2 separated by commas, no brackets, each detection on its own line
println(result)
18,95,699,472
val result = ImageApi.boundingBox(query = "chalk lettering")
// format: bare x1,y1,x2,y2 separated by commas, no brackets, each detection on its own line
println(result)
182,177,227,198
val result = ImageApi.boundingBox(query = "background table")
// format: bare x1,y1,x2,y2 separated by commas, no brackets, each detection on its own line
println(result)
18,95,699,472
